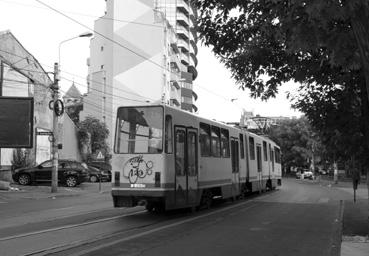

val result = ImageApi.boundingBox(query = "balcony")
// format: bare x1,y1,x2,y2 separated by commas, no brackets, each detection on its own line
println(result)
170,54,181,72
170,86,181,106
192,90,198,101
177,12,189,27
180,52,189,66
170,42,179,54
178,39,190,53
190,40,198,55
188,65,198,80
190,52,198,67
177,0,190,15
177,25,189,40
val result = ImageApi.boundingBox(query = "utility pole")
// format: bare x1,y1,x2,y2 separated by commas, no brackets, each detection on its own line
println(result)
51,62,59,193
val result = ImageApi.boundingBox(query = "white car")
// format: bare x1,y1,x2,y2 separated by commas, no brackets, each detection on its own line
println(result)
303,171,314,180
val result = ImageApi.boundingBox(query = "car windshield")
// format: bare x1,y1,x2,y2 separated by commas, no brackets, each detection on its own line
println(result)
114,106,163,154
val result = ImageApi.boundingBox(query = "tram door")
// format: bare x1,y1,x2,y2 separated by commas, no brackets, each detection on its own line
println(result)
256,144,262,192
231,138,240,197
174,127,198,207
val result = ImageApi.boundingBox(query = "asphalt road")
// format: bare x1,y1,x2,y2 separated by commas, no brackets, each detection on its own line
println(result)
0,179,358,256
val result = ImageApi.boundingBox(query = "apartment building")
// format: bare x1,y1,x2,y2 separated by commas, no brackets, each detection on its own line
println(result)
81,0,198,144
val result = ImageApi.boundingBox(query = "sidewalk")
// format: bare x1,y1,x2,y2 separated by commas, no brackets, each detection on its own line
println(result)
0,182,111,201
341,199,369,256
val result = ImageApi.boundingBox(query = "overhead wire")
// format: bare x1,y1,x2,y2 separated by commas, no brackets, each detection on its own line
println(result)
2,1,245,111
0,0,163,28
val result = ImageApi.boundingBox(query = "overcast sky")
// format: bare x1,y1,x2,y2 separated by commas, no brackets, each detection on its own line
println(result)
0,0,301,122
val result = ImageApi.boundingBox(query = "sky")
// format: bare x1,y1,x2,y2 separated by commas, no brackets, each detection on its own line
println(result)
0,0,301,123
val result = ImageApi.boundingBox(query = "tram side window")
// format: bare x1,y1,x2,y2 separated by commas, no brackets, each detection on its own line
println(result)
239,134,245,159
263,141,268,161
200,123,211,156
275,147,281,163
211,126,221,157
165,115,173,154
249,136,255,160
220,129,230,158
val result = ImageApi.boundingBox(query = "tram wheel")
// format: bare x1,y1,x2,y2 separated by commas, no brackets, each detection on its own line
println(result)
145,203,154,212
200,190,213,209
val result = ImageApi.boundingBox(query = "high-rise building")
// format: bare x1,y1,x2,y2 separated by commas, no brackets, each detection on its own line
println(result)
81,0,198,144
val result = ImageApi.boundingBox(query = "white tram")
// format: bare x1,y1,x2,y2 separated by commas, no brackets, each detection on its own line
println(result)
112,105,282,211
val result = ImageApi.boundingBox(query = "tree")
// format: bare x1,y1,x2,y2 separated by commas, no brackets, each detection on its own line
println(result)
267,117,323,173
77,117,109,162
195,0,369,196
11,148,33,170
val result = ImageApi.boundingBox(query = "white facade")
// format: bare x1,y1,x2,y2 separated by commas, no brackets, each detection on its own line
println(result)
82,0,198,146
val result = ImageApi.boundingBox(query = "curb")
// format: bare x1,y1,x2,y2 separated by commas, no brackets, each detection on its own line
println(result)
331,200,344,256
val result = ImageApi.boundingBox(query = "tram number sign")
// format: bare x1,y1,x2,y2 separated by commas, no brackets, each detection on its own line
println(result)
36,131,53,136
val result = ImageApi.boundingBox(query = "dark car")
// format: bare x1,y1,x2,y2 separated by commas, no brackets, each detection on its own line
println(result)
12,159,89,187
83,164,110,182
87,161,112,182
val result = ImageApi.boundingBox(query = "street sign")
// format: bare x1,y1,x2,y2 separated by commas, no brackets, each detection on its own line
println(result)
96,151,104,160
36,131,53,136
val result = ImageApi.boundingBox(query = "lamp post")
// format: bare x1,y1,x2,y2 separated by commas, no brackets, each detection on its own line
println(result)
51,32,93,193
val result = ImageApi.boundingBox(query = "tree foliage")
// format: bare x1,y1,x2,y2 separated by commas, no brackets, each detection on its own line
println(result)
267,117,323,170
11,148,33,169
195,0,368,99
195,0,369,172
77,116,109,157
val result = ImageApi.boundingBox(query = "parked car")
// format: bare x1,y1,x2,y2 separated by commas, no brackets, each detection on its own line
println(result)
296,169,314,180
12,159,89,187
83,164,110,182
87,161,112,182
303,171,314,180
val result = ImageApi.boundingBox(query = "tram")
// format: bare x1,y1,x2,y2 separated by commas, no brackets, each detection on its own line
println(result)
111,104,282,211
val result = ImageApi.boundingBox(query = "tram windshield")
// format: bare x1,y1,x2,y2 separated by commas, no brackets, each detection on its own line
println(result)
115,106,163,154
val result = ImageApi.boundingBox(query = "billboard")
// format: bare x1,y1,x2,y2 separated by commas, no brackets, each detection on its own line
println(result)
0,97,34,148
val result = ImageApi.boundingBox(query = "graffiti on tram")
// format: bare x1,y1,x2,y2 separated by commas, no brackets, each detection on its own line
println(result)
123,155,154,184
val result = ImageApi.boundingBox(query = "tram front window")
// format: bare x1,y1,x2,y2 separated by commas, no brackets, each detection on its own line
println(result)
115,106,163,154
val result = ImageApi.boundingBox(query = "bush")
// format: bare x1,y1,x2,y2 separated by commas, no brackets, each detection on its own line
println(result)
11,149,33,170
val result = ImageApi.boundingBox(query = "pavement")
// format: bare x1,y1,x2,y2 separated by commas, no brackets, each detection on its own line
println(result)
0,181,111,201
0,178,368,256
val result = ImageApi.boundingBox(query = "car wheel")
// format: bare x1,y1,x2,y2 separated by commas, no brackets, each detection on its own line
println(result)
89,175,98,183
18,174,31,185
66,176,77,187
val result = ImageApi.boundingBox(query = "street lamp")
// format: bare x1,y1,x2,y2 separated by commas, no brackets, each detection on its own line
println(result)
51,32,93,193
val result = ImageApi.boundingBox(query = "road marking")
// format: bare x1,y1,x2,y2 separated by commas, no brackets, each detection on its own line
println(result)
0,210,147,242
68,200,257,256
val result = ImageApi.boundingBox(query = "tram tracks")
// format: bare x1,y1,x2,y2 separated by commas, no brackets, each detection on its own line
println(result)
1,193,275,256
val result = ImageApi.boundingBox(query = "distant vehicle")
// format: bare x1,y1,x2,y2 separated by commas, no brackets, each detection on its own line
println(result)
12,159,89,187
303,171,314,180
296,169,314,180
83,164,110,182
87,161,112,182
